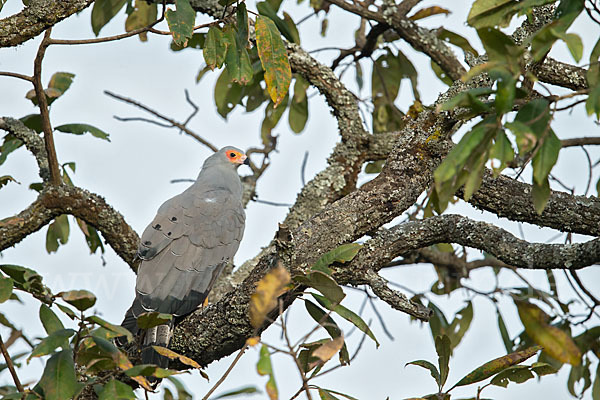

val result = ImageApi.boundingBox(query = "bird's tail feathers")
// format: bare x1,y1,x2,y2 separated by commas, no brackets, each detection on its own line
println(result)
141,322,173,369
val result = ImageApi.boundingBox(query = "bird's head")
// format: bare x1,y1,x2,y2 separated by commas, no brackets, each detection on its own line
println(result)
206,146,249,169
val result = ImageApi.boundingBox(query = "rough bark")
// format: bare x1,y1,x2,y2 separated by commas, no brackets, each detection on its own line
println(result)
0,0,93,47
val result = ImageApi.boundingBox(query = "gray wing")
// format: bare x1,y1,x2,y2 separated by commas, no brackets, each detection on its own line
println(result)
133,187,245,317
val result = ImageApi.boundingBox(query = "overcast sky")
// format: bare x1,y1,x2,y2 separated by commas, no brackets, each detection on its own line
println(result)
1,0,600,399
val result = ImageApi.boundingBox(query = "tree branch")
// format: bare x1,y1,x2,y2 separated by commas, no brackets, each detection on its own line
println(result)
33,29,62,185
0,117,50,181
326,0,466,81
0,185,140,272
469,172,600,237
0,0,93,48
348,215,599,274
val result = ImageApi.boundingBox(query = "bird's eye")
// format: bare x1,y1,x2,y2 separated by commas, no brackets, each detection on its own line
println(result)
229,152,236,158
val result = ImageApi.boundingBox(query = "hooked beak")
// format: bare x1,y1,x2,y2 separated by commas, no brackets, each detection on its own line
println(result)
242,155,250,165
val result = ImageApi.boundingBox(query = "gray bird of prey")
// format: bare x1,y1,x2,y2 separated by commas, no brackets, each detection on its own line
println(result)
121,146,248,367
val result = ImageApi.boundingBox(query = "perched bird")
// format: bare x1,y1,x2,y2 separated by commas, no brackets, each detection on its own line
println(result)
120,146,249,367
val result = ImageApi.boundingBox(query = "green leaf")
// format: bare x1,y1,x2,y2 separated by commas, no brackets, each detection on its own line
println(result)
125,0,158,42
29,329,76,360
447,302,474,351
282,12,301,44
256,1,298,43
236,2,249,48
56,304,78,320
317,388,358,400
588,36,600,87
532,177,551,215
165,0,195,47
467,0,555,28
0,134,24,166
586,85,600,119
406,360,442,388
434,117,497,209
304,300,350,365
563,33,583,62
76,219,105,254
256,15,292,107
39,304,65,335
46,214,70,253
452,345,541,388
592,362,600,400
55,123,110,141
436,29,479,56
137,312,172,329
530,1,584,61
98,379,136,399
531,129,560,186
435,335,451,388
59,289,97,311
289,76,309,133
372,50,401,105
295,271,345,304
0,265,47,298
204,26,227,70
0,276,13,303
311,243,362,275
223,25,253,85
261,96,289,144
311,293,379,347
515,300,581,365
431,61,453,86
214,68,244,118
490,128,514,176
490,364,535,387
91,0,127,36
38,349,80,400
210,386,261,399
48,72,75,95
477,27,522,74
256,345,278,400
86,315,133,343
497,310,513,353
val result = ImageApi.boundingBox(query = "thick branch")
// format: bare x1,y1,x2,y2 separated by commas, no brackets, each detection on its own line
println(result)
346,215,599,275
0,0,93,48
0,117,50,181
469,172,600,237
535,58,588,91
366,132,600,237
0,185,139,271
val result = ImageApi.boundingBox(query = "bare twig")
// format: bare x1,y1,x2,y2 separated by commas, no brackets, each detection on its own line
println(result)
252,198,293,207
0,71,33,82
104,90,219,152
201,344,249,400
301,151,309,187
0,334,24,393
561,137,600,147
33,29,61,185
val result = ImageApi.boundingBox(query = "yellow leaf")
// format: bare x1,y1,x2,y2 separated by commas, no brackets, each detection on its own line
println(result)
410,6,451,21
312,335,345,364
249,265,290,329
152,345,201,369
246,336,261,347
255,16,292,107
515,300,581,365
